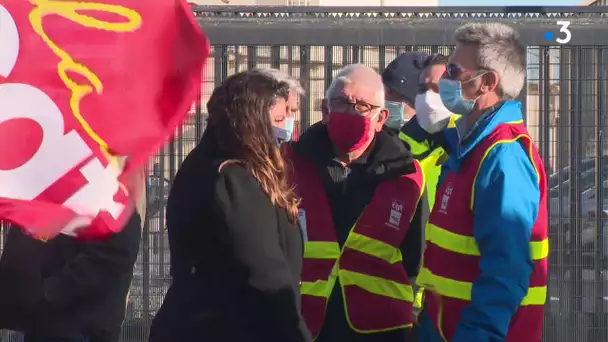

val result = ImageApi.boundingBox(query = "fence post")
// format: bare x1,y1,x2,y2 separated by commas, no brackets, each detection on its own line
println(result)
300,45,311,130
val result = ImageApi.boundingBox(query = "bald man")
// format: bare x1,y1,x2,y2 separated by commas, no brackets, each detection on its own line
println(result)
282,64,428,342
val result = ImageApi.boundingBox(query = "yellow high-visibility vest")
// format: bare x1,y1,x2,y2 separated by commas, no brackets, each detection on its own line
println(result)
399,115,459,313
399,115,459,209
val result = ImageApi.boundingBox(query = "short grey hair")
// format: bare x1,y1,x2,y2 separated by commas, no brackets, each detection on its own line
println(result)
453,23,526,99
325,64,385,108
250,68,305,95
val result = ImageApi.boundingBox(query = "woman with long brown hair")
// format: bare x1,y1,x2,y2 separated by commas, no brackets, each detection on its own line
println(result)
148,71,311,342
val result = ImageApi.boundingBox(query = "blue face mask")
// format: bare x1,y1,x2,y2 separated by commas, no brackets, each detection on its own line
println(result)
384,101,406,129
274,117,295,144
438,78,480,116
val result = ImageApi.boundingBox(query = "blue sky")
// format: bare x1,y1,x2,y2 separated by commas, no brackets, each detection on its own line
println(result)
439,0,579,5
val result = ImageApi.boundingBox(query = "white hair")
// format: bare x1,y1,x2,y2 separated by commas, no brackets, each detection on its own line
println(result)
250,68,305,95
453,23,526,99
325,64,385,108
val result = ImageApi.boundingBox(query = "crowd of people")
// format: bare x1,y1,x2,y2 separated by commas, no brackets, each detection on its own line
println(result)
0,21,548,342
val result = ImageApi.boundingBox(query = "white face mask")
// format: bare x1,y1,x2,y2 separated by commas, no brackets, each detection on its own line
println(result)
415,91,455,134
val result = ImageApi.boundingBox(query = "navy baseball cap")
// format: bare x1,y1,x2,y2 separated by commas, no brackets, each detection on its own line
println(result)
382,51,431,105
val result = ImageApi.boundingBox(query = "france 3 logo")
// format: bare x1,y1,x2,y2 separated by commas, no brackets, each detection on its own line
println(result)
545,21,572,45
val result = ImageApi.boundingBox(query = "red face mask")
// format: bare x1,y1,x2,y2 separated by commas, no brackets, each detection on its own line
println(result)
327,112,374,152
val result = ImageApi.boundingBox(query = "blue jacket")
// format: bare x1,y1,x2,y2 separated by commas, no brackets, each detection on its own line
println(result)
419,100,540,342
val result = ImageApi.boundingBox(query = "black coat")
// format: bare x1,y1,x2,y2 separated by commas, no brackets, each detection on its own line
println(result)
149,127,312,342
0,212,142,340
382,124,401,137
289,123,428,342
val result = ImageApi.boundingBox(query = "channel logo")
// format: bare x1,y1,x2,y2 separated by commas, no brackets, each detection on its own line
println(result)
545,21,572,45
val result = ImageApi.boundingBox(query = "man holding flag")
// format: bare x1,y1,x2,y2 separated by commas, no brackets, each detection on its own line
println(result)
0,0,209,341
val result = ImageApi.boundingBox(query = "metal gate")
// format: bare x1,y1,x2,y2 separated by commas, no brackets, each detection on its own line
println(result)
3,6,608,342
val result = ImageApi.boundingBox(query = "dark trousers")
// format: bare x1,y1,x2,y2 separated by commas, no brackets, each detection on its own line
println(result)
410,323,420,341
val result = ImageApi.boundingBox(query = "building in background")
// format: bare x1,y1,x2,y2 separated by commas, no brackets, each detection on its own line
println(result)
195,0,255,4
580,0,607,6
193,0,438,5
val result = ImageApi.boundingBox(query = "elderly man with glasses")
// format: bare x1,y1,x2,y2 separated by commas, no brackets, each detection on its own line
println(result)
282,63,428,342
416,23,549,342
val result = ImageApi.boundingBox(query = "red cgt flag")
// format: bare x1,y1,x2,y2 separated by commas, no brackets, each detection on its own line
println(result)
0,0,210,240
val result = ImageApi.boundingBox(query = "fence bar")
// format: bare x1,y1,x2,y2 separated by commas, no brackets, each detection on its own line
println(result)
352,45,360,64
324,46,334,92
378,46,386,74
247,45,257,70
540,46,551,171
271,45,281,69
300,45,311,130
594,47,608,342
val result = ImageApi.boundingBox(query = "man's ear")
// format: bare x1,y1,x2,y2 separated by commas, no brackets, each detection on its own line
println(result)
375,108,389,132
482,71,500,93
321,99,329,124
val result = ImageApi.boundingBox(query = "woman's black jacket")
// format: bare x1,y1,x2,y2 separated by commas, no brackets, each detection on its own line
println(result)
149,127,312,342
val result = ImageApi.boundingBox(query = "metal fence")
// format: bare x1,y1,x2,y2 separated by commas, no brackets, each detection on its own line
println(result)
3,6,608,342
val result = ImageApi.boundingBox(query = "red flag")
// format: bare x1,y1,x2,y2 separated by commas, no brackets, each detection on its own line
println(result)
0,0,210,240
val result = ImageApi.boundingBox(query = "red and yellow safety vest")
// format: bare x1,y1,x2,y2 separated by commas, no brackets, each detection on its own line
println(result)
417,121,548,341
282,144,425,339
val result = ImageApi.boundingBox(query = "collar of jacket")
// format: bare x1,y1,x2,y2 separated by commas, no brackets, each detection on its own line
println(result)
445,100,523,171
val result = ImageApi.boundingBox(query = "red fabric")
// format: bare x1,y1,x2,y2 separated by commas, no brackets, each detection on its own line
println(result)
339,250,409,283
343,286,412,330
291,124,299,141
0,0,209,240
327,112,373,152
283,143,338,338
283,144,423,336
338,161,423,332
422,122,548,342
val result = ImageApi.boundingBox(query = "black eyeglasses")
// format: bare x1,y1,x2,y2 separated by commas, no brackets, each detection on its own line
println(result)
446,63,491,81
328,98,381,114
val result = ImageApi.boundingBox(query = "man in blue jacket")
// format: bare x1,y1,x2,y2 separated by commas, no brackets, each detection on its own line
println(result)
416,22,549,342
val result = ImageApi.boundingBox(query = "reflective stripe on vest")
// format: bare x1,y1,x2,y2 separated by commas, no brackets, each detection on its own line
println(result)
301,230,415,301
416,120,548,341
417,268,547,306
413,287,424,310
399,131,431,157
425,223,549,260
399,134,441,210
447,114,459,128
284,143,425,337
398,114,459,160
